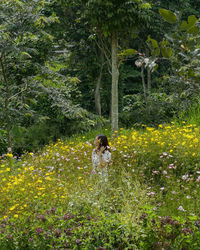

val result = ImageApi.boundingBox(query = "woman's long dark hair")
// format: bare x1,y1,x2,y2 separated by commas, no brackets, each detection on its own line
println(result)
97,134,110,152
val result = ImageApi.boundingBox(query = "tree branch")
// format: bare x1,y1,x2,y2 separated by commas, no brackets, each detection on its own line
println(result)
8,83,28,101
0,54,9,86
94,37,112,71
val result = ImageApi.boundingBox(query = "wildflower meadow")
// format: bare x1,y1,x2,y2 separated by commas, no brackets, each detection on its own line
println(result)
0,123,200,249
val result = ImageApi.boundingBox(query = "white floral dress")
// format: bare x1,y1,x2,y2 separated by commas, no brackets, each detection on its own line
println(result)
91,149,111,181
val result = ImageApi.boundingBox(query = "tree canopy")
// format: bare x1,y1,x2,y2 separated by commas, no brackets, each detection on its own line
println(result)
0,0,199,154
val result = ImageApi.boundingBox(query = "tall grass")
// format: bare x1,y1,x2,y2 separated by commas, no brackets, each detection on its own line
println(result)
0,124,200,248
174,103,200,125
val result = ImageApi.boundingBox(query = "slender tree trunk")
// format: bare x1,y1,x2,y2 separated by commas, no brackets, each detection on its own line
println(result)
111,32,119,135
147,66,151,96
0,55,12,151
141,64,147,102
147,49,151,114
94,55,104,116
146,49,151,116
145,48,151,97
139,43,147,104
147,66,151,116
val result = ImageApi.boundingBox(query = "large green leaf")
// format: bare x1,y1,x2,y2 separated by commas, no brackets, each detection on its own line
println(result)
188,68,195,77
147,35,159,48
161,40,172,58
159,8,177,24
181,21,188,31
19,51,32,60
119,49,138,57
161,47,172,58
188,15,197,27
152,63,158,72
181,15,198,32
187,26,199,35
147,36,160,56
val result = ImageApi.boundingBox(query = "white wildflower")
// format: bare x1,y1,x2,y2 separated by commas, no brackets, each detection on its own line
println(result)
177,206,186,212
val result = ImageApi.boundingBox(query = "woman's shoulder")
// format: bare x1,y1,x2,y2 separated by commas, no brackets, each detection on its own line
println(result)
103,149,111,157
102,149,111,162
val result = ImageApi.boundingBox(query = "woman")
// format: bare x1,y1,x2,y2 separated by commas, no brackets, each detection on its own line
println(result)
91,134,111,181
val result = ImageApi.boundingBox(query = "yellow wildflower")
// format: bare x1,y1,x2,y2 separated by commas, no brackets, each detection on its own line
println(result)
7,153,13,158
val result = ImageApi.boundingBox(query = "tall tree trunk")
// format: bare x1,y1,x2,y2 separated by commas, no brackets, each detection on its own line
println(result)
94,56,103,116
0,55,12,151
111,32,119,134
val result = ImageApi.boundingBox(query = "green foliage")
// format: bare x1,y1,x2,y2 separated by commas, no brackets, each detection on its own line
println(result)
0,0,108,155
0,211,143,249
0,0,58,151
174,101,200,126
161,40,172,58
10,107,106,155
159,8,177,24
181,15,198,32
139,10,200,123
156,11,200,79
147,35,160,56
83,0,151,35
138,213,200,249
119,49,138,57
120,92,175,126
46,0,200,133
1,207,199,249
0,129,7,155
1,0,200,157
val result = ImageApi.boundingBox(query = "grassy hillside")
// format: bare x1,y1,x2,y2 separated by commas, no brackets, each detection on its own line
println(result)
0,123,200,249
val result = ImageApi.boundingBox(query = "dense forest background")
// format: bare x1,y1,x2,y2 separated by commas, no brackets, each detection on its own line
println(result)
0,0,200,155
